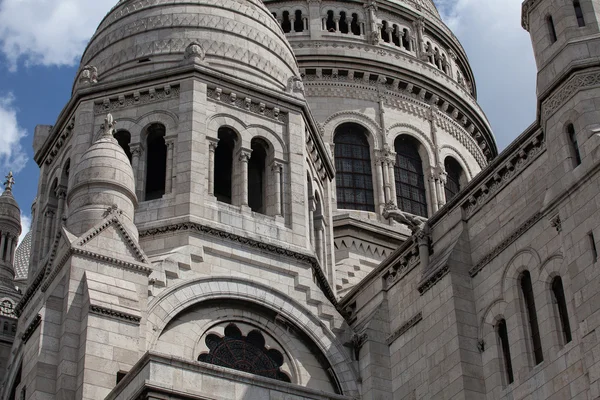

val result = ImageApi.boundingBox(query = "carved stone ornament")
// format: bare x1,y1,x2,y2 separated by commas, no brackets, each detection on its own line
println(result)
287,76,305,95
383,208,426,232
184,42,206,64
101,114,117,138
4,171,15,193
79,65,98,85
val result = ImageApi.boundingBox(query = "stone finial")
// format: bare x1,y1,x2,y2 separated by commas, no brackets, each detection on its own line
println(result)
3,172,14,193
184,42,206,64
102,114,117,138
79,65,98,85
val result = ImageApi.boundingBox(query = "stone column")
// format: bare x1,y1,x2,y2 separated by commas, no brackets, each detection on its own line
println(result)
271,161,283,217
43,209,55,254
437,169,447,208
165,137,176,194
4,236,13,265
0,233,6,261
9,237,16,265
334,16,340,32
207,138,219,196
303,17,308,31
315,218,325,264
308,197,316,247
130,144,143,200
417,228,430,270
388,160,397,206
55,185,67,232
376,161,386,209
382,159,391,201
360,21,365,35
238,149,252,207
428,172,439,214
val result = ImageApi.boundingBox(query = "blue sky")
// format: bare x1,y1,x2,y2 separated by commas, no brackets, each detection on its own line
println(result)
0,0,538,241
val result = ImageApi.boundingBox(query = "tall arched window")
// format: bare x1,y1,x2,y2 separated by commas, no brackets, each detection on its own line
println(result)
444,157,464,202
214,127,237,204
551,276,572,345
339,12,349,34
145,123,167,201
294,10,303,32
392,25,401,46
394,135,427,217
497,319,514,385
114,130,132,163
402,29,411,51
520,270,543,365
547,15,558,43
334,124,375,212
381,21,390,42
326,11,336,32
567,124,582,166
351,14,361,35
281,11,291,33
574,1,585,27
248,138,268,214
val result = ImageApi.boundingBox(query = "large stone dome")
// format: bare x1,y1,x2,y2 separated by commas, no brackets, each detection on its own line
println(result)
75,0,300,91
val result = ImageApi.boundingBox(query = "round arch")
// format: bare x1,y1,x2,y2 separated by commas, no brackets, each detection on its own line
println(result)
146,276,360,396
386,123,435,164
322,111,381,149
439,145,474,181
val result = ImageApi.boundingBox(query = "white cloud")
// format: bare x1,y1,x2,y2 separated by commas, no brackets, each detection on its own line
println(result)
0,0,115,70
434,0,538,150
0,94,27,173
18,214,31,245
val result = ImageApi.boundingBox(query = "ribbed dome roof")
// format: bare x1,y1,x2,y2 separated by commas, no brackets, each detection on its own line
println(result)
75,0,300,91
0,191,20,228
13,231,31,281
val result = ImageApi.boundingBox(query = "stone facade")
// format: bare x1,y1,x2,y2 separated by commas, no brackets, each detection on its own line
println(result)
1,0,599,399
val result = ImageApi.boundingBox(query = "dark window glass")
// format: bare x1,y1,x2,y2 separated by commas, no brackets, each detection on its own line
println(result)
381,21,390,42
521,270,543,365
326,10,336,32
567,124,582,166
145,123,167,201
351,13,361,35
339,12,348,34
392,25,401,46
497,319,514,384
282,11,291,33
552,277,572,344
574,1,585,27
444,157,463,202
402,29,411,51
547,15,558,43
215,127,237,204
294,10,303,32
394,135,427,217
249,139,268,214
334,124,375,212
114,130,132,163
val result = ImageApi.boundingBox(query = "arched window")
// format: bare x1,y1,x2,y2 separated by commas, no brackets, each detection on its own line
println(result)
214,127,237,204
497,319,514,385
248,138,268,214
444,157,463,202
114,130,132,163
294,10,303,32
574,1,585,27
351,14,361,35
282,11,291,33
547,15,558,43
145,123,167,201
334,124,375,212
394,135,427,217
567,124,582,166
426,42,434,64
392,25,401,46
339,12,348,34
326,11,336,32
402,29,411,51
520,270,543,365
381,21,390,42
551,276,572,344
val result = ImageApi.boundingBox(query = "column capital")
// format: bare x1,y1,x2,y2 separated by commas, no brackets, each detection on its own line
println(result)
56,184,68,199
238,148,252,162
130,142,144,157
207,137,220,151
270,160,284,172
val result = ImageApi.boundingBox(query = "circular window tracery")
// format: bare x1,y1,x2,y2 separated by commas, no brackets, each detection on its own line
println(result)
198,323,291,383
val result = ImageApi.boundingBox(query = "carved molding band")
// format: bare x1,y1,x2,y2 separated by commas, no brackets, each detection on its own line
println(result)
207,88,287,124
21,314,41,344
90,305,141,324
386,312,423,345
542,70,600,119
93,85,180,115
44,117,75,166
417,265,449,295
469,212,543,278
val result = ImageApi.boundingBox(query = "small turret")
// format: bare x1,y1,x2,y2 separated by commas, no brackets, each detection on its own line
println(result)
66,114,138,237
0,172,21,293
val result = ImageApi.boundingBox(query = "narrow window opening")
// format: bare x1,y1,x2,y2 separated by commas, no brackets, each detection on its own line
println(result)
2,236,8,262
294,10,303,32
282,11,291,33
214,127,237,204
248,138,268,214
547,15,558,43
144,123,167,201
339,12,349,33
326,11,336,32
392,25,401,46
444,157,463,202
351,13,361,35
590,232,598,262
395,135,428,218
567,124,582,166
114,130,133,163
381,21,390,42
520,270,544,365
574,1,585,27
402,29,411,51
551,277,572,344
334,123,375,212
116,371,128,385
497,319,514,385
426,42,434,63
138,58,151,63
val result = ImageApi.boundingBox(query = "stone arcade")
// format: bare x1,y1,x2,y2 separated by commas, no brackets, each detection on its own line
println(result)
0,0,599,399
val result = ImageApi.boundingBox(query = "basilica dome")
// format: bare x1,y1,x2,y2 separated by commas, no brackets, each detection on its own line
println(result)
75,0,300,91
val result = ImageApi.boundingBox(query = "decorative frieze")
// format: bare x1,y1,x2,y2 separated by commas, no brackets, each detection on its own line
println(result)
542,70,600,119
21,314,41,344
386,312,423,345
89,305,141,324
461,131,545,218
382,239,419,290
93,85,180,115
207,88,287,124
306,133,328,181
417,265,449,294
469,212,543,278
44,117,75,166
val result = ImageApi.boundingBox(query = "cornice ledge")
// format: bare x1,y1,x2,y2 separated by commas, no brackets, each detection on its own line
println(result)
469,212,544,278
386,312,423,345
417,264,449,294
21,314,41,344
522,0,543,31
89,305,141,324
542,69,600,120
